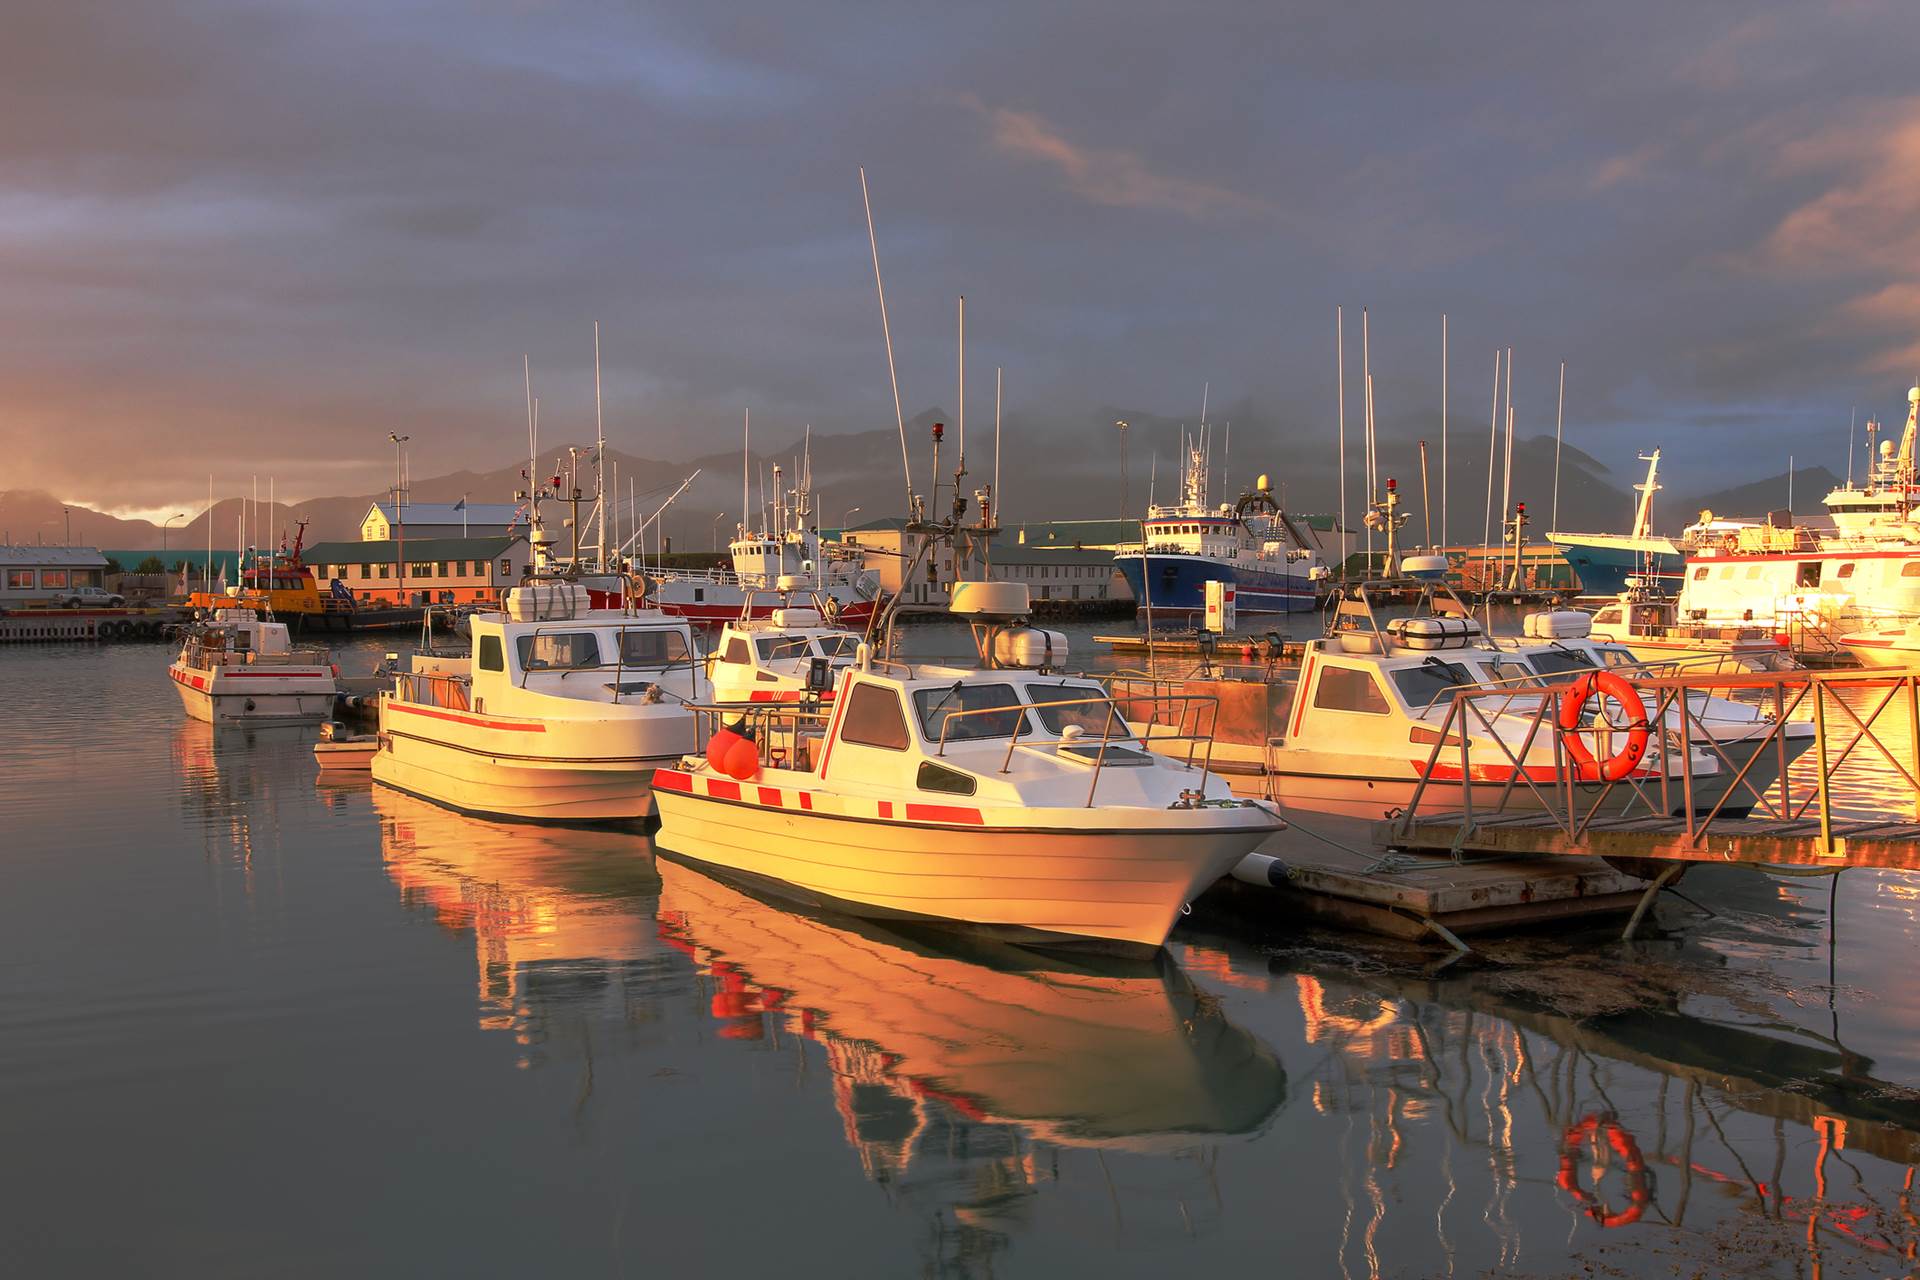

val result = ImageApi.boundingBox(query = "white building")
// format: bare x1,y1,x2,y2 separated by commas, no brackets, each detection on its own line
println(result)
0,546,110,605
360,500,522,542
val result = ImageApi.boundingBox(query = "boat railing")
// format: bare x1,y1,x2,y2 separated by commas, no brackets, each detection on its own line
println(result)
685,701,835,772
930,691,1220,808
393,671,473,712
1389,667,1920,855
512,622,703,704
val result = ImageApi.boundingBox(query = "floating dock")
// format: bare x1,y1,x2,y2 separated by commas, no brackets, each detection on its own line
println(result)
0,608,185,644
1381,812,1920,871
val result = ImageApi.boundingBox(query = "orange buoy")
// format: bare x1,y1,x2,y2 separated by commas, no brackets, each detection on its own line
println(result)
1557,669,1651,782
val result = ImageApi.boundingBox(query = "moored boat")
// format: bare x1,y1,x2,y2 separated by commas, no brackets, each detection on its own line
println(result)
651,582,1284,953
168,607,339,724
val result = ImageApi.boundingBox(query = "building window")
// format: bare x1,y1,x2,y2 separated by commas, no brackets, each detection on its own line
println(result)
436,562,447,578
40,570,69,589
359,564,371,580
6,570,31,589
499,559,512,578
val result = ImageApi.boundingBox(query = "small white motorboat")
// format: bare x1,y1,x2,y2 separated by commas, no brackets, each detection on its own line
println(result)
1838,621,1920,669
705,596,861,704
168,607,339,724
371,579,705,823
651,582,1283,953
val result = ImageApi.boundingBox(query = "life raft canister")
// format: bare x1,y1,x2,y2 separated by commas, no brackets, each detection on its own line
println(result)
1556,669,1651,782
1555,1113,1651,1228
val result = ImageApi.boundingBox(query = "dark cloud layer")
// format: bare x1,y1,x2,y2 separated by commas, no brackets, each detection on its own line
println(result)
2,0,1918,518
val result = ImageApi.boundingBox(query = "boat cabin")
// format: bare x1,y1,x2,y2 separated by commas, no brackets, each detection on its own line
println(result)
707,607,861,703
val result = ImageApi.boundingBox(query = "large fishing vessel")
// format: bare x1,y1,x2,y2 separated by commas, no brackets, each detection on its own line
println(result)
1113,439,1325,615
1547,451,1685,597
186,524,425,632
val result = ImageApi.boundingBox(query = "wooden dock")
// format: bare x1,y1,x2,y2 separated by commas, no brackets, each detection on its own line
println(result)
1378,812,1920,871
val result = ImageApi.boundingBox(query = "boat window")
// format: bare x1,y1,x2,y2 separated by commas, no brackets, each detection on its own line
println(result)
1593,608,1620,625
1528,649,1595,678
1483,658,1542,687
815,634,859,658
1744,565,1763,580
1837,563,1856,579
619,629,690,668
1597,646,1640,668
839,682,911,751
916,761,977,796
755,635,814,663
1904,562,1920,578
722,636,751,665
478,635,504,672
1797,562,1822,588
517,632,601,670
1315,665,1393,714
1384,660,1472,710
1025,681,1124,737
915,682,1027,742
1692,567,1709,581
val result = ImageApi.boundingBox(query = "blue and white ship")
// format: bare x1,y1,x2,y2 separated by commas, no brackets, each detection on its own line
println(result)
1114,440,1326,615
1547,449,1685,597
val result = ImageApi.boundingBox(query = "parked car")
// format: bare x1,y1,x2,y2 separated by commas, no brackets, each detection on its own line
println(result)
59,586,126,608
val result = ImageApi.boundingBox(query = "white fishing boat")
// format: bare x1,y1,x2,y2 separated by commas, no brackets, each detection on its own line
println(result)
1126,580,1813,824
1585,590,1796,669
168,607,339,724
1837,621,1920,669
651,581,1283,953
648,462,882,626
371,460,706,823
705,594,861,704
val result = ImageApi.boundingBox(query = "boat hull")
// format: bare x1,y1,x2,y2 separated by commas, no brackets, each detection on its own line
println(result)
1547,535,1683,597
651,768,1279,952
1116,552,1316,615
168,661,336,724
374,696,692,823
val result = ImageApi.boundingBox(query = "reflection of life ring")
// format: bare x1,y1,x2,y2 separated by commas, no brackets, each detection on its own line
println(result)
1557,670,1651,782
1556,1113,1650,1228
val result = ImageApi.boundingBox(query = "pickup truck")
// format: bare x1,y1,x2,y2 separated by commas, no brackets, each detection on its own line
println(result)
57,586,127,608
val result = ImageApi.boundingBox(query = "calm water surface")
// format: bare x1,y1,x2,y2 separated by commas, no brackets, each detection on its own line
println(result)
6,634,1920,1277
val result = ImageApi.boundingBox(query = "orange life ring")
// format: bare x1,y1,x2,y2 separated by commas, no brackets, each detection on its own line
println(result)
1557,669,1651,782
1556,1113,1650,1228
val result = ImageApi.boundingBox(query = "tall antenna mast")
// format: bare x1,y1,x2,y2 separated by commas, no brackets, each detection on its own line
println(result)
1441,313,1448,546
994,366,1003,527
1551,360,1565,533
593,321,606,569
957,295,966,468
860,167,915,518
741,410,751,537
1361,308,1373,568
1483,349,1499,550
1337,306,1346,576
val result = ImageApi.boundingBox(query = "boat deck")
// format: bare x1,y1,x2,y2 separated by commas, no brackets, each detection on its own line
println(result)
1378,811,1920,871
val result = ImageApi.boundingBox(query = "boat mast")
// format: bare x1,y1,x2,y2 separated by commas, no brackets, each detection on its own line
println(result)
1337,305,1346,580
594,321,606,571
1361,308,1373,572
1630,449,1661,541
1551,360,1565,534
859,167,916,523
1441,313,1448,547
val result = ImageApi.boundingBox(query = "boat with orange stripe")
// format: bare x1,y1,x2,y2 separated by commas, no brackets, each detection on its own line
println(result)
651,582,1283,954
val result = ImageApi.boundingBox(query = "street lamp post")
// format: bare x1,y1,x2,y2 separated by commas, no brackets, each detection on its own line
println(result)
389,433,410,603
843,506,861,531
712,511,726,553
162,512,186,556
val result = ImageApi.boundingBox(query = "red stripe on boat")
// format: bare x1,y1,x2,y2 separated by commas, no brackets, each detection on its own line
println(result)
758,786,782,806
388,703,546,733
904,803,984,825
798,792,812,811
706,779,741,800
653,769,693,793
877,800,892,818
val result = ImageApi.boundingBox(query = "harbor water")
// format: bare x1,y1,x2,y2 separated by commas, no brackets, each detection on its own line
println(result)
8,635,1920,1277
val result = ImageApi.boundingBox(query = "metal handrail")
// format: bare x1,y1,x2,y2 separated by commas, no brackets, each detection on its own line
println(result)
1391,667,1920,855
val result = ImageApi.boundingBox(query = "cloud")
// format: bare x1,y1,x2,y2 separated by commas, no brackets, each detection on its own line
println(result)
976,103,1267,220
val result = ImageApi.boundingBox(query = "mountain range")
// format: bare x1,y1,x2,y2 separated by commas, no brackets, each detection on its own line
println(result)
0,408,1842,554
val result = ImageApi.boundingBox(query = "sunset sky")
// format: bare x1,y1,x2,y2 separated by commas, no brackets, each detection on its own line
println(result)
5,0,1920,521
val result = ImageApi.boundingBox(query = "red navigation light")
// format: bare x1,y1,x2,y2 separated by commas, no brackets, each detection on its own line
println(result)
1386,477,1397,491
931,422,944,441
1516,503,1526,514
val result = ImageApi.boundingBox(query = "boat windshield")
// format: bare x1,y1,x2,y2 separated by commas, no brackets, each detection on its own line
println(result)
518,631,601,670
618,628,691,669
815,634,859,658
1480,657,1544,688
1527,648,1597,678
754,634,813,663
914,682,1029,742
1390,658,1478,709
1596,646,1641,669
1025,681,1127,738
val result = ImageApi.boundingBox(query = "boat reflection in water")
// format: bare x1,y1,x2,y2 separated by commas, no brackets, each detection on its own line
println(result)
373,786,669,1058
659,857,1287,1267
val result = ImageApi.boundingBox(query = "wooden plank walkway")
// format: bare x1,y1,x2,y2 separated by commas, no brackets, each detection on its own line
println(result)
1378,812,1920,871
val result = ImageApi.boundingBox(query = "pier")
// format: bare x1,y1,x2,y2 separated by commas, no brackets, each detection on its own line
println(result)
0,608,184,644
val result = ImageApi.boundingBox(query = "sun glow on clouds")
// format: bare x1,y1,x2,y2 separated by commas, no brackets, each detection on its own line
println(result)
975,102,1266,220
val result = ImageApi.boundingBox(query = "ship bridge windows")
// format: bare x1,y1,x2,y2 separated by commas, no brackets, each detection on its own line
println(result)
517,631,601,670
1386,660,1475,711
840,681,911,751
915,681,1028,742
1314,664,1392,715
619,628,690,668
1797,562,1822,588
